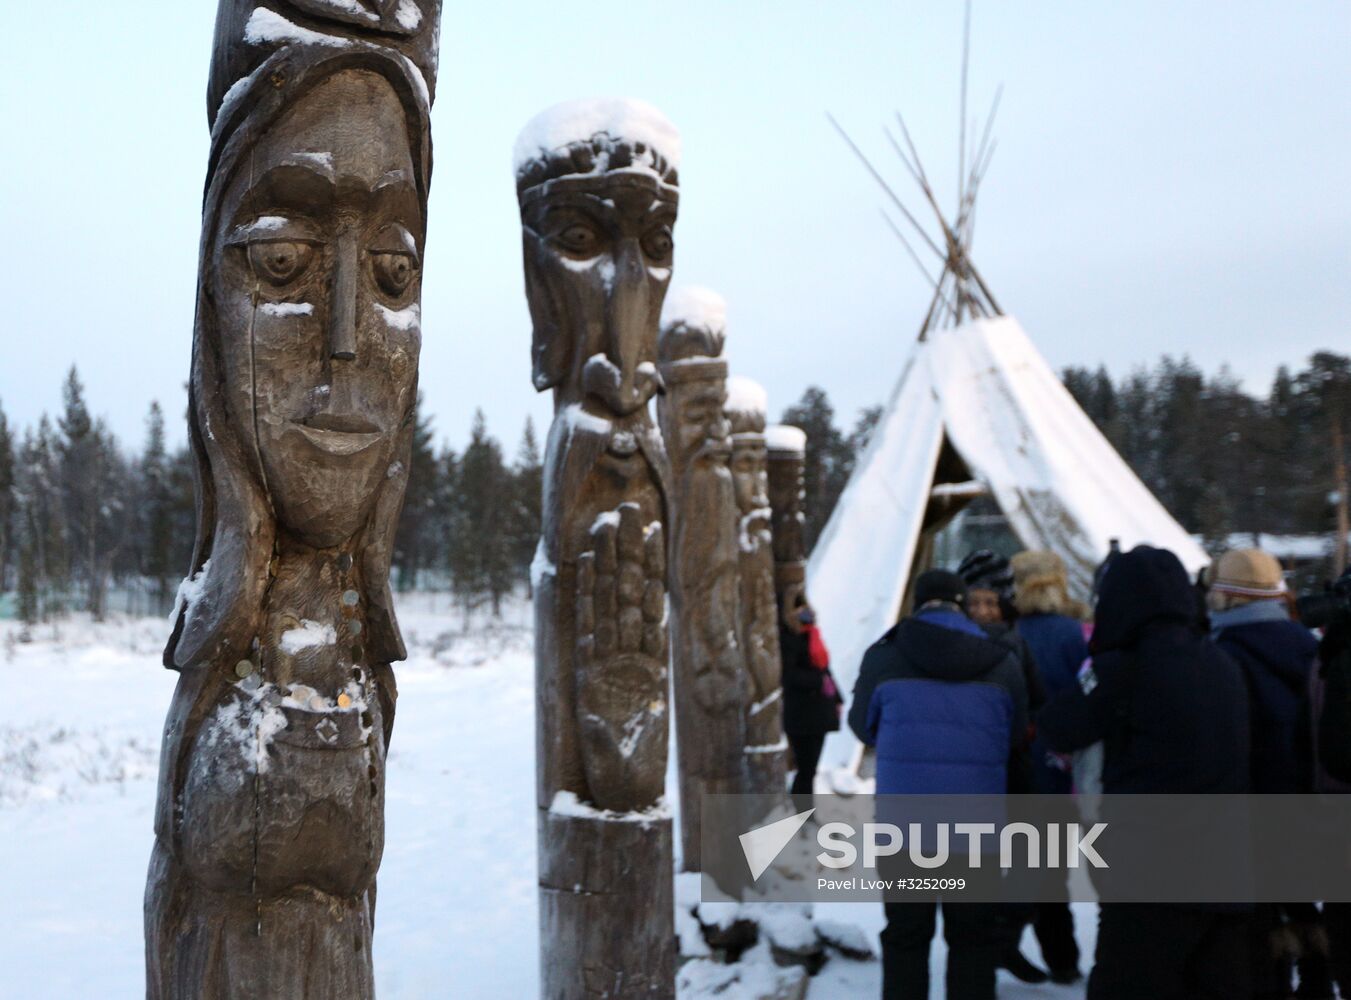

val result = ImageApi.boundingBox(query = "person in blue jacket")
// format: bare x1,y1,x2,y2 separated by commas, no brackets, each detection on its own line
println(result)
849,569,1028,1000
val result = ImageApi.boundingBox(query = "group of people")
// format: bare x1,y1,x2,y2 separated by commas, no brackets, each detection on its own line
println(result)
779,539,1351,1000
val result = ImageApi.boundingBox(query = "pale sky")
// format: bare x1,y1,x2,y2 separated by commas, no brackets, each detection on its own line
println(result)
1,1,1347,454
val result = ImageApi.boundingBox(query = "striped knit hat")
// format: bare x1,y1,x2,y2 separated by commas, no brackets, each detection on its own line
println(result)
1210,548,1286,600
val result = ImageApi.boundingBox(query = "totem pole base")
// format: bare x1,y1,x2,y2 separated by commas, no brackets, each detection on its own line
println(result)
538,809,675,1000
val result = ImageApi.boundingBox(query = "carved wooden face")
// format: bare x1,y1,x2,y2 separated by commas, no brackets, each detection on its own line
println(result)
730,439,770,516
672,377,731,469
211,70,422,548
520,169,676,418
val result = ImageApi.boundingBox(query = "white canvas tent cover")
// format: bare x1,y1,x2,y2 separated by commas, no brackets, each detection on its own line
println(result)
809,314,1208,770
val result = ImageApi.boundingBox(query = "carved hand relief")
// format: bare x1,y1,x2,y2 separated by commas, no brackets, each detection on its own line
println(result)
518,100,680,997
574,503,668,811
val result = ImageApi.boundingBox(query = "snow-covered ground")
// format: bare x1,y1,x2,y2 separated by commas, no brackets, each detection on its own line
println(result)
0,597,1092,998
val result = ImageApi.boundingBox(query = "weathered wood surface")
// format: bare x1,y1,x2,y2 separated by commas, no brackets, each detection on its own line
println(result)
657,303,748,869
727,385,789,793
146,4,442,997
516,100,681,998
767,428,809,620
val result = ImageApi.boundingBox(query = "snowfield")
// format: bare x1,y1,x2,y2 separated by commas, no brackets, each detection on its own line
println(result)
0,597,1091,998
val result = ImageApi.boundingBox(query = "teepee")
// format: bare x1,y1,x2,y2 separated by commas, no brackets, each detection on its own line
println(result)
812,57,1208,774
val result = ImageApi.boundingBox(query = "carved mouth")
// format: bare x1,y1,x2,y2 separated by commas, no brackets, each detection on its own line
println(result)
293,414,384,456
702,441,733,462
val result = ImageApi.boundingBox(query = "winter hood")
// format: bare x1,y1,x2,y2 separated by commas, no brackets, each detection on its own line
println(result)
1092,545,1197,652
890,615,1011,682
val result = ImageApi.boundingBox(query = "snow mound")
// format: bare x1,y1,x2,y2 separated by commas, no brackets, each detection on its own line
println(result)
0,724,158,807
725,376,768,418
766,424,807,454
513,97,681,175
661,286,726,337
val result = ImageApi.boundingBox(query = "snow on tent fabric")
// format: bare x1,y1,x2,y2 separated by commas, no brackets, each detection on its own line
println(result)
808,315,1208,772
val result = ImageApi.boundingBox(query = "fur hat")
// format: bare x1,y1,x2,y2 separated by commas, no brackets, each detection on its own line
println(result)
1012,550,1087,619
1207,548,1285,610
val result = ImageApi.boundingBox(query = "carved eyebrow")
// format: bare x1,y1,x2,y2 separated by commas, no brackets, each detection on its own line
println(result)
226,215,324,244
369,178,422,234
280,152,336,181
241,163,336,217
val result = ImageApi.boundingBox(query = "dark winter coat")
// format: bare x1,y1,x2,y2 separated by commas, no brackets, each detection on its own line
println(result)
982,621,1043,793
780,625,842,736
1212,609,1318,794
1017,612,1089,794
1317,625,1351,787
1037,546,1250,796
849,606,1028,795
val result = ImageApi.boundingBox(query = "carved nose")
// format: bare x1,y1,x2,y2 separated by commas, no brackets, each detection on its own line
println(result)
328,234,359,362
602,239,655,413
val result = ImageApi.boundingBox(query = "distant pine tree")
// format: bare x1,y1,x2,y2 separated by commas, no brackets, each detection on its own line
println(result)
450,410,514,615
393,392,440,591
17,540,38,631
166,444,198,586
140,402,174,612
780,388,877,554
509,417,543,591
0,398,14,592
21,417,68,617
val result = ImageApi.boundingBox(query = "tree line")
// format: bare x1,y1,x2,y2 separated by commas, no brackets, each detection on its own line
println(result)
1061,352,1350,563
0,369,545,625
1,351,1346,624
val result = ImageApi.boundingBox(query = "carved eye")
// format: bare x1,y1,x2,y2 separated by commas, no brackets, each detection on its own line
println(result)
555,223,601,256
641,226,673,264
248,241,314,286
372,252,417,297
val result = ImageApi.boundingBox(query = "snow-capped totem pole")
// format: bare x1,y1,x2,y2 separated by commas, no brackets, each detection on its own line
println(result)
515,99,679,999
146,3,441,997
766,425,810,627
657,288,748,869
726,381,789,793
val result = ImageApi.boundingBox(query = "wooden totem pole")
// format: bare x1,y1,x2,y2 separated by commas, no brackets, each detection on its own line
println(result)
725,379,789,794
657,288,748,869
766,425,810,633
515,99,680,999
145,4,441,997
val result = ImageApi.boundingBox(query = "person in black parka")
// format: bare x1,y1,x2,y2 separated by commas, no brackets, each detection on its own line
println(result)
1209,548,1341,1000
780,594,842,804
1038,545,1252,1000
